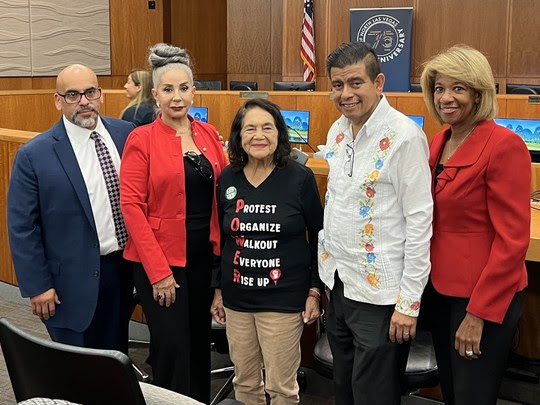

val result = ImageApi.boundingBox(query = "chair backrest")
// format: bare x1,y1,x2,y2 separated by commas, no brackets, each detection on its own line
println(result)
0,318,146,405
193,80,222,90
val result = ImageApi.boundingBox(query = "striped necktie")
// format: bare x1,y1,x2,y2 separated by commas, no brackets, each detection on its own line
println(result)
90,131,128,249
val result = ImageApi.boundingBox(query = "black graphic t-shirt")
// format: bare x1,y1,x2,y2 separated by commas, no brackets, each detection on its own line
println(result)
217,161,323,313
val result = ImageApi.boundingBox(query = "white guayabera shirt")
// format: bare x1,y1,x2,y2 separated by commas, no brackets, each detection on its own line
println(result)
318,95,433,316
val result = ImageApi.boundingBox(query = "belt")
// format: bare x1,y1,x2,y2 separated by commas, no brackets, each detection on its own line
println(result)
101,250,123,258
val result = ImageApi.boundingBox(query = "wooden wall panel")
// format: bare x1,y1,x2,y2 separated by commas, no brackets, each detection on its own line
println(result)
227,0,272,74
226,0,283,90
281,0,330,88
169,0,227,76
395,93,444,143
296,92,339,147
109,0,164,76
0,129,37,286
506,97,540,119
0,92,59,132
507,0,540,81
271,0,284,76
412,0,508,80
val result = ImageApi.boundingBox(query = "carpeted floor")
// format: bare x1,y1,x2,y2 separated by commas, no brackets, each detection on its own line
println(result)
1,281,534,405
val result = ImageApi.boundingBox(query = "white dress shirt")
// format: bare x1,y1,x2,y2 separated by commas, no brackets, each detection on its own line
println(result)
318,96,433,316
64,116,121,255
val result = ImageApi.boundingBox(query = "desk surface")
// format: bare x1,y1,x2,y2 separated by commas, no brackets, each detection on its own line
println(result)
306,159,539,263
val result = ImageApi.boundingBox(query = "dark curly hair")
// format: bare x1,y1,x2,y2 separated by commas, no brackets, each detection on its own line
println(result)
228,98,291,170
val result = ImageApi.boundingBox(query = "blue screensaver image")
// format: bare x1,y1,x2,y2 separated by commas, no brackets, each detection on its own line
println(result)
188,106,208,123
406,115,425,129
494,118,540,151
280,109,310,144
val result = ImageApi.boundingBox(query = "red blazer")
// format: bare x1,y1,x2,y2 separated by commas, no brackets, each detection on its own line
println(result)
120,115,227,284
429,119,530,324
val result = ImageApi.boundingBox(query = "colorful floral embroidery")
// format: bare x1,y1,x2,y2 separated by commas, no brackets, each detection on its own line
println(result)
358,129,396,289
321,251,329,262
324,132,345,160
396,294,421,316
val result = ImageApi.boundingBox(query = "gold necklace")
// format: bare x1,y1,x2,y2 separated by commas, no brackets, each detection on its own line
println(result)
446,124,476,161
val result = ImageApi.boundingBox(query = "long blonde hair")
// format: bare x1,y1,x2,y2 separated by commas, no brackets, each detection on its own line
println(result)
120,69,154,118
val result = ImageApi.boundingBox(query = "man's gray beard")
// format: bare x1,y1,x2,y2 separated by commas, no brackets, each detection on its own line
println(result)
71,107,98,128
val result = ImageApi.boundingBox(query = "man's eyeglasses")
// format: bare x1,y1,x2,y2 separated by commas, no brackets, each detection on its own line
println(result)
57,88,102,104
184,151,213,181
344,143,354,177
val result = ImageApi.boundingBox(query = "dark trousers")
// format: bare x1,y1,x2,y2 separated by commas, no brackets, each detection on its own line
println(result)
133,229,213,404
327,274,410,405
47,252,133,354
421,281,524,405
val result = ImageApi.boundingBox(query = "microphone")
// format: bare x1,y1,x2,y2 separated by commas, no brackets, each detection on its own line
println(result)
287,125,317,153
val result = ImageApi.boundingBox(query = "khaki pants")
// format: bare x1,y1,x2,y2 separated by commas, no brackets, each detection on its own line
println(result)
224,308,304,405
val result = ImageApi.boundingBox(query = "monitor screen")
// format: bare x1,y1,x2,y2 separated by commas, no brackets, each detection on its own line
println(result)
273,81,316,91
407,115,425,129
230,81,258,91
188,106,208,123
506,84,540,95
494,118,540,162
280,109,310,144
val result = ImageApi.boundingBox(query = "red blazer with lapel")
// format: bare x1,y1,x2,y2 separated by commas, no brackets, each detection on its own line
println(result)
429,119,530,323
120,115,227,284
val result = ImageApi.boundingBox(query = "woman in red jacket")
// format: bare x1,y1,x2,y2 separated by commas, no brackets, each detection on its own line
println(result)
420,45,531,405
120,43,227,403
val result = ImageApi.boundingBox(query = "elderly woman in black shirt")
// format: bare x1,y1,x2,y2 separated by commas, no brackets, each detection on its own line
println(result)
211,98,323,405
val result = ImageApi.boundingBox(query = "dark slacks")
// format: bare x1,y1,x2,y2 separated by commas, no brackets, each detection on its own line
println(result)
327,274,410,405
133,229,213,404
421,281,523,405
47,251,133,354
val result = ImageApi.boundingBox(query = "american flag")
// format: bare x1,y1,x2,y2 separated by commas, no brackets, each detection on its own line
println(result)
301,0,315,82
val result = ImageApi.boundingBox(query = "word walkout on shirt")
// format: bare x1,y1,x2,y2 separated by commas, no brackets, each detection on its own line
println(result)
233,235,278,250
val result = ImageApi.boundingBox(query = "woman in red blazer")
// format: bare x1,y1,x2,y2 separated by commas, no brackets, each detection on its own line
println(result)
120,44,227,402
420,45,531,405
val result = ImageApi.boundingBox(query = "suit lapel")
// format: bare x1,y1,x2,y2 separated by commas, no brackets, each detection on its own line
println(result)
51,120,97,234
433,120,495,194
102,117,128,156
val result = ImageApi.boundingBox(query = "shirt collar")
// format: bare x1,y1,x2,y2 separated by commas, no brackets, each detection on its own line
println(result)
63,115,106,146
336,95,391,140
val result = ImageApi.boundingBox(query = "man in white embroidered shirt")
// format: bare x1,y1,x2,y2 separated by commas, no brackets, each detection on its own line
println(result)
318,42,433,404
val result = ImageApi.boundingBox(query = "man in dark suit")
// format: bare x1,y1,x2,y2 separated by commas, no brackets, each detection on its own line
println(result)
7,64,135,353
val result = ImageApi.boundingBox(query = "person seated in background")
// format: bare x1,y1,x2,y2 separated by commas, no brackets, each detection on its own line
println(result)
211,98,324,405
419,44,531,405
120,69,156,126
120,43,227,403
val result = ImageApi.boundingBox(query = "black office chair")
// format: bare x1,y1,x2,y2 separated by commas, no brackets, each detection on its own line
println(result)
0,318,203,404
312,312,439,396
210,319,236,405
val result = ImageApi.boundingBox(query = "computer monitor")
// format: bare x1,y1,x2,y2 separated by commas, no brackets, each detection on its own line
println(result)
273,81,316,91
193,80,222,90
409,83,422,93
230,81,258,91
407,115,425,129
280,109,310,144
188,106,208,123
494,118,540,162
506,84,540,95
